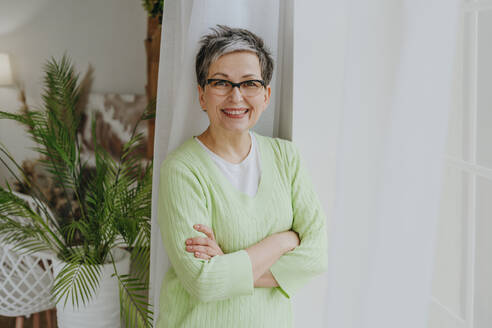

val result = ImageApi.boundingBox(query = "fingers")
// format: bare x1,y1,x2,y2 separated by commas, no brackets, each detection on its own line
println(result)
186,236,213,247
185,245,218,257
193,224,215,240
185,225,225,259
186,235,225,256
193,252,211,260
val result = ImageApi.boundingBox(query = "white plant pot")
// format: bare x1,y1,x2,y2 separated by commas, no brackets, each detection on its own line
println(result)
53,248,131,328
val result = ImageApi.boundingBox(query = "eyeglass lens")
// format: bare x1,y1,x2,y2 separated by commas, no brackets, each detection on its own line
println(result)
208,80,263,96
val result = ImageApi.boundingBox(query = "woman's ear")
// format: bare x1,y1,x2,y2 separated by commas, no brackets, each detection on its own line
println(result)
198,85,206,109
264,85,272,106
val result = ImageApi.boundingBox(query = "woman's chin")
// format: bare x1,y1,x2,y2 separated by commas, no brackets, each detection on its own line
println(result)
215,123,251,134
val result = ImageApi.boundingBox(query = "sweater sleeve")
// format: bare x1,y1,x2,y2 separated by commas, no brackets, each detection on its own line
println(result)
269,142,328,298
157,159,254,302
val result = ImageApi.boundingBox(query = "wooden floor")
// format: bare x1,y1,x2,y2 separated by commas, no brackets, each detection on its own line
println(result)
0,310,57,328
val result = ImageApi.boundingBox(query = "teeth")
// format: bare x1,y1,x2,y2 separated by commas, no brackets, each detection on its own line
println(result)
223,109,248,114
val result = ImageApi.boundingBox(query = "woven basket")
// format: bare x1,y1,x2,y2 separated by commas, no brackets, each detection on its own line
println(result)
0,193,56,317
0,247,55,317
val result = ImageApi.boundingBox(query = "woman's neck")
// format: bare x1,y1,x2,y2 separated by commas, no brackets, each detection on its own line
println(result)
197,128,252,164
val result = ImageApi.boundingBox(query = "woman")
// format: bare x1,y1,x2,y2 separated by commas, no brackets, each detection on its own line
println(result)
157,25,327,328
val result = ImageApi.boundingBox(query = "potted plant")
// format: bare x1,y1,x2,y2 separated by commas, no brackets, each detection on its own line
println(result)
0,55,153,327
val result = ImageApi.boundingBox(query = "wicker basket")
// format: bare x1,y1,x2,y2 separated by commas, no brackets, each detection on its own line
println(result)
0,193,56,318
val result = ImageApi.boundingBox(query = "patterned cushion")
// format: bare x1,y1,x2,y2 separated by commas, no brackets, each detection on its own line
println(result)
80,93,148,162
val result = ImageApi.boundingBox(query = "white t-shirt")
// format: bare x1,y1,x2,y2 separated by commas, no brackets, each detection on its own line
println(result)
194,131,261,197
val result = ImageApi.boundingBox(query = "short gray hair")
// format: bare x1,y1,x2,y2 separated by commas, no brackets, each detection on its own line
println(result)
195,25,274,88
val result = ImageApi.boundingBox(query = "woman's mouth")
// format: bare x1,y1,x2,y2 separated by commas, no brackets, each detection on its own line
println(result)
221,108,249,119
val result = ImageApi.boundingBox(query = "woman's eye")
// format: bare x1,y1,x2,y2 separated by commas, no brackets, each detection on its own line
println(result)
243,81,258,88
212,80,228,87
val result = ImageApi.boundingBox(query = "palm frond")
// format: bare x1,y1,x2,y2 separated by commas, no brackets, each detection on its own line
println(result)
116,273,153,328
51,250,102,308
0,189,64,251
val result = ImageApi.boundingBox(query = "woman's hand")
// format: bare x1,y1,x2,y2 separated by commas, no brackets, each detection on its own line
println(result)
185,224,224,260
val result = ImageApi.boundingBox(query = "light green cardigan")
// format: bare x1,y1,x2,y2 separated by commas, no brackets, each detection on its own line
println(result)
157,132,328,328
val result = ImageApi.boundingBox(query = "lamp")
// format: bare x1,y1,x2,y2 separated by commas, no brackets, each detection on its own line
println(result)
0,53,13,86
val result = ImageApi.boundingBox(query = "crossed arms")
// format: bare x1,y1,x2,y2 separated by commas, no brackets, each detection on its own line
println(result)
184,223,300,288
158,144,327,302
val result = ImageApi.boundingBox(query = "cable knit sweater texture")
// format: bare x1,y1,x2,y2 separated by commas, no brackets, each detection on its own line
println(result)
156,131,328,328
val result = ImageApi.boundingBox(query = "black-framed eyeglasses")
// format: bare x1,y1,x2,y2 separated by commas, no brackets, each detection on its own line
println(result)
205,79,266,97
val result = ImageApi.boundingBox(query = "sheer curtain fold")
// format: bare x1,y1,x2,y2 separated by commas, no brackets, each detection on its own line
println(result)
323,1,459,327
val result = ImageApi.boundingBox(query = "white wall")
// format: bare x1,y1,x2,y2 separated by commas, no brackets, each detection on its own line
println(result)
0,0,147,184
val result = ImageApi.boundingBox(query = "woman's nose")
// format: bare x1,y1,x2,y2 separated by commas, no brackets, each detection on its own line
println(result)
229,86,244,102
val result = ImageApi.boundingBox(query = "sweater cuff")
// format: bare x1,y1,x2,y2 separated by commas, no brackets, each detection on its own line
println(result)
225,250,254,297
270,258,299,299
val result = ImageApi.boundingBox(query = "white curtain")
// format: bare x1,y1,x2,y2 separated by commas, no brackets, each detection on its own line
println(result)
150,0,459,327
149,0,292,325
319,1,459,327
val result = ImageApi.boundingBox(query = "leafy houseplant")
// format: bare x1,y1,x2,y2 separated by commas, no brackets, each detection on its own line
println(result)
0,56,153,327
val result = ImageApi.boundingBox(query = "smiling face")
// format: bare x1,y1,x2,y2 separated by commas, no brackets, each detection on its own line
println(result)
198,51,271,135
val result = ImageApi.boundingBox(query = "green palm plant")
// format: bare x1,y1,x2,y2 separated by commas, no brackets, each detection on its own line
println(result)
0,55,154,327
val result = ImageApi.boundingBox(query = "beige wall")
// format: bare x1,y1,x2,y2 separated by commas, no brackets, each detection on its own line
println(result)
0,0,147,184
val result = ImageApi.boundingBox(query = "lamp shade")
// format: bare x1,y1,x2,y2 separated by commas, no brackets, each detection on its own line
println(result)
0,53,13,85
